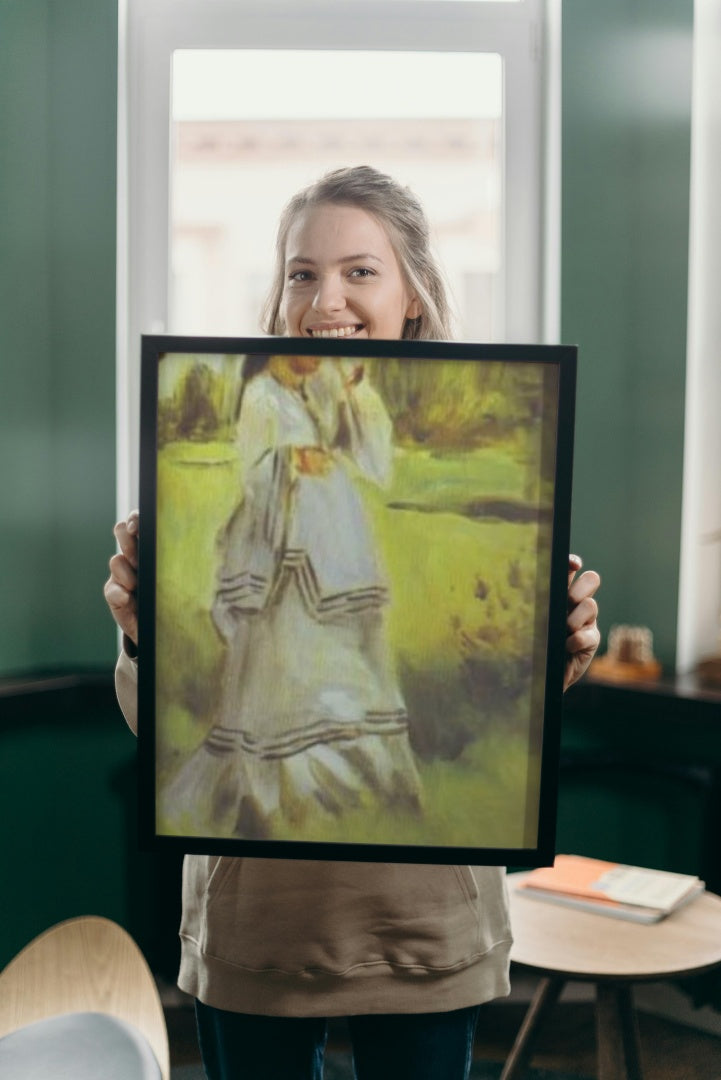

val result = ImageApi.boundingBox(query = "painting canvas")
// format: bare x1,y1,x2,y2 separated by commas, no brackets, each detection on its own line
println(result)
138,336,576,864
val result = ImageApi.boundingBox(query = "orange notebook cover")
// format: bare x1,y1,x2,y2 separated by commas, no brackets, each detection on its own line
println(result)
520,854,701,913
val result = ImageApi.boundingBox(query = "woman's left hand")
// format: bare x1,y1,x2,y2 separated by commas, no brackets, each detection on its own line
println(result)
564,554,601,691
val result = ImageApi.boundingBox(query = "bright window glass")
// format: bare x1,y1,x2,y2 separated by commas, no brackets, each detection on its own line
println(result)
119,0,552,510
170,50,503,341
365,0,521,3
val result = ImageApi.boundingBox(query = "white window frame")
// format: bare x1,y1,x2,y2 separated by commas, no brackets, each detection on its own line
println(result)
676,0,721,674
117,0,558,512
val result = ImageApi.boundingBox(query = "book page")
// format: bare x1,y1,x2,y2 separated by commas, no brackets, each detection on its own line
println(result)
597,866,699,911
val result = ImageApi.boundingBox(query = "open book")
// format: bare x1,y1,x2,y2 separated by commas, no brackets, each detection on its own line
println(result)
516,854,705,923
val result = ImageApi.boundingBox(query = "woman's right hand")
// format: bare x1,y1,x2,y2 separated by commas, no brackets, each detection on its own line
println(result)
104,510,139,646
293,446,334,476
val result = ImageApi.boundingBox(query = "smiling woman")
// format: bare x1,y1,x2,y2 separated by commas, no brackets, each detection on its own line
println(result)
156,170,454,840
263,167,451,341
121,0,549,513
282,205,421,340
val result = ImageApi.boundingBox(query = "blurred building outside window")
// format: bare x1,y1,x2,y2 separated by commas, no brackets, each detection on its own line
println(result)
119,0,554,510
170,50,503,341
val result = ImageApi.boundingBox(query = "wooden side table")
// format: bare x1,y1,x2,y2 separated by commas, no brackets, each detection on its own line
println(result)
503,873,721,1080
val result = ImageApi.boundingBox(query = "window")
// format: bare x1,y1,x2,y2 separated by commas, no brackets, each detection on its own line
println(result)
169,49,503,340
118,0,557,509
677,2,721,674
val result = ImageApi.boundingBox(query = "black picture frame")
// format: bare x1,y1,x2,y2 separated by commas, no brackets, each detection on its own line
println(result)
138,335,576,865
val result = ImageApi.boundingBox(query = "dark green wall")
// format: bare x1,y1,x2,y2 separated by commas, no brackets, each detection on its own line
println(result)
0,681,183,974
0,0,118,676
563,0,693,669
0,1,693,677
0,0,130,969
558,680,721,890
0,0,699,970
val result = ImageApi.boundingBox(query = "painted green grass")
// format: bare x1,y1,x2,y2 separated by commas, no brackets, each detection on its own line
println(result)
154,441,546,848
385,445,526,504
157,729,539,849
155,441,238,763
362,477,539,676
271,729,539,850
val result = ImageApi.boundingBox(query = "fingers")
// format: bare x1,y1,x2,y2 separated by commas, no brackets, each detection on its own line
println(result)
568,567,601,609
105,511,140,645
566,589,600,636
294,447,333,475
108,550,137,592
566,622,601,658
567,553,583,588
113,510,139,568
564,558,601,690
103,575,138,644
563,619,601,689
567,563,601,640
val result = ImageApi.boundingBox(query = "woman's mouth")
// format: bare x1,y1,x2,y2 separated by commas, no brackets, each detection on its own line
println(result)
307,324,364,339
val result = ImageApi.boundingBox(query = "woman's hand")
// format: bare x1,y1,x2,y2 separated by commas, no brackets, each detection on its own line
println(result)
344,363,364,389
293,446,334,476
103,510,139,646
564,554,601,691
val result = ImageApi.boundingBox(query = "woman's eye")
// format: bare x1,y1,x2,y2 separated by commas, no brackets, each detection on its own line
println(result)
288,270,313,283
349,267,375,279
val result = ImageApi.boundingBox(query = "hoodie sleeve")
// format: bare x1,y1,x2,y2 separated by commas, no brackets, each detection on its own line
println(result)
115,643,139,736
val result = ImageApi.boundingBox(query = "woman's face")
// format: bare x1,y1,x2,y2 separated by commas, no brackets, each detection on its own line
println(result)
281,203,421,341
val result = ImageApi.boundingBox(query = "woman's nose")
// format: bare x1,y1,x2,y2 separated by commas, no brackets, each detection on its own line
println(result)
312,274,345,314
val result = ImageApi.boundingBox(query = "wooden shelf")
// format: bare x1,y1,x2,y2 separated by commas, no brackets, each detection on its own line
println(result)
564,671,721,723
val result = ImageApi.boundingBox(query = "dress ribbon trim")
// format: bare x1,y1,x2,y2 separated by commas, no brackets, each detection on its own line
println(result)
203,711,410,761
215,550,389,622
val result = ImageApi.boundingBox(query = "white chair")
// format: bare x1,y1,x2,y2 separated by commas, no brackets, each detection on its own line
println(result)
0,915,170,1079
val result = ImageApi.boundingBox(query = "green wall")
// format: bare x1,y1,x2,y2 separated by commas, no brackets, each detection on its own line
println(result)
0,0,118,676
0,0,698,968
562,0,693,669
0,0,128,969
0,2,694,675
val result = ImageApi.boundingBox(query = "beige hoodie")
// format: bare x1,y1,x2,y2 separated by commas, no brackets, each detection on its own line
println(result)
116,650,512,1016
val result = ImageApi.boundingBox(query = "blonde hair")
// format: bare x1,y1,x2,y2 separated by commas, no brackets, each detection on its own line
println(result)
262,166,453,341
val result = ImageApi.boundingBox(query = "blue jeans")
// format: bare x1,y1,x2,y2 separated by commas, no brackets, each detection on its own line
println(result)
195,1000,481,1080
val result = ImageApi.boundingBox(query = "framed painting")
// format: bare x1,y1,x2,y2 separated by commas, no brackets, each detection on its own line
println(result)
137,336,576,864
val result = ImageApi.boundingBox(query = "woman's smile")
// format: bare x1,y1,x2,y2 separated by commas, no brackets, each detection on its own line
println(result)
307,323,364,339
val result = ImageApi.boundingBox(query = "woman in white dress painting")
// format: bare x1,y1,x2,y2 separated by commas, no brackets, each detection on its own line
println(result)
162,349,421,839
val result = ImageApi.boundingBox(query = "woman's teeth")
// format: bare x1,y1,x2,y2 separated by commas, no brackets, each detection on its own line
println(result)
310,325,360,338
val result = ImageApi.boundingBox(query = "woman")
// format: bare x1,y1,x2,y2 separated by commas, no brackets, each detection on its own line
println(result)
106,166,601,1080
160,349,421,839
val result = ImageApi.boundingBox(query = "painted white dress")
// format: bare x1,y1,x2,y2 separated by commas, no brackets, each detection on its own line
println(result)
161,362,421,838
